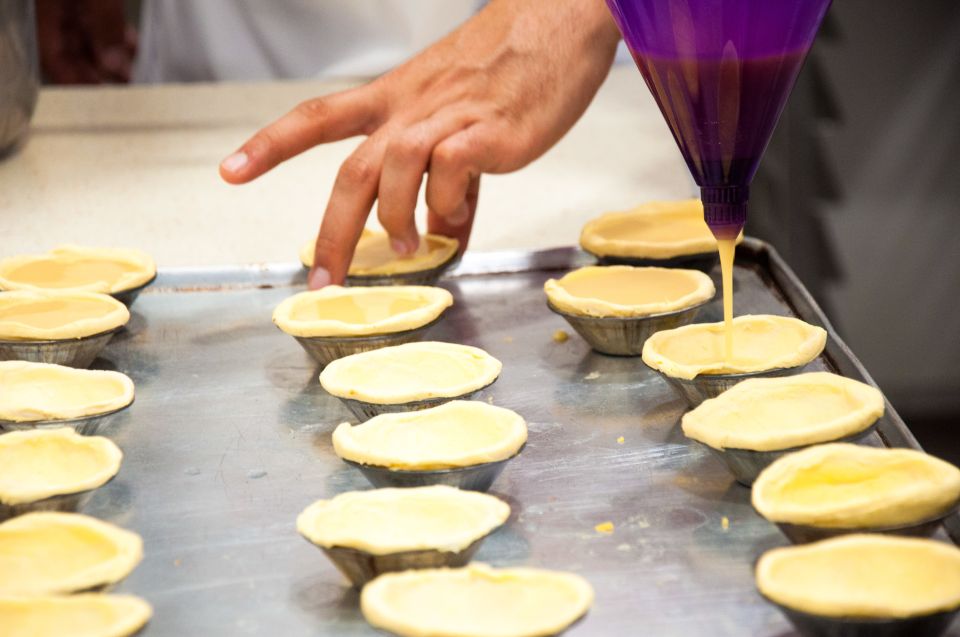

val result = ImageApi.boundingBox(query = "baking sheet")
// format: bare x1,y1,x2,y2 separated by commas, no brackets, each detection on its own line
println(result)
82,240,957,636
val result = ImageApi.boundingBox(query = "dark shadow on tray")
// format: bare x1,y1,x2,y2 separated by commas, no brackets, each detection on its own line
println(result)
290,575,360,622
111,311,148,342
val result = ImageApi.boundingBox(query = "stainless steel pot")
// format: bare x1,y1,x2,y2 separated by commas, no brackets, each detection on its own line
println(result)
0,0,38,156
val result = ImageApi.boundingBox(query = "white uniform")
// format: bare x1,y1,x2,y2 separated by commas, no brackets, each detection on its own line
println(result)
134,0,484,82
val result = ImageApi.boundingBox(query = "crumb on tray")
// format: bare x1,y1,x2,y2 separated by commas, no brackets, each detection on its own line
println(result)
552,329,569,343
594,521,615,534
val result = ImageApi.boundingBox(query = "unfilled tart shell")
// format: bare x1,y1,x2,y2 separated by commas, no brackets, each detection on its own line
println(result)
320,342,501,405
579,198,743,259
0,290,129,340
361,563,594,637
273,285,453,337
300,229,458,275
682,372,883,451
752,442,960,528
0,361,134,422
297,485,509,555
0,593,152,637
544,265,714,318
642,314,827,380
0,512,143,595
333,401,527,470
0,428,122,506
0,245,156,295
756,535,960,619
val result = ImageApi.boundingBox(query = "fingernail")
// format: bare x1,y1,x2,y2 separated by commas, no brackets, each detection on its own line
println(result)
308,267,331,290
390,236,418,256
221,151,248,173
447,203,470,227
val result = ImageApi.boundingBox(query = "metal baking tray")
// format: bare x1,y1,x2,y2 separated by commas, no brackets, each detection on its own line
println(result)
78,238,957,636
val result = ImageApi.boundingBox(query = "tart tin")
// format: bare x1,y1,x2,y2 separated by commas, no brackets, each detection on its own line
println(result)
660,365,805,408
294,317,443,368
774,502,960,545
0,400,133,436
0,326,122,368
704,424,878,487
344,253,460,287
547,299,708,356
585,249,719,274
111,274,157,307
305,531,496,589
764,596,960,637
0,479,115,522
333,378,498,421
342,446,523,493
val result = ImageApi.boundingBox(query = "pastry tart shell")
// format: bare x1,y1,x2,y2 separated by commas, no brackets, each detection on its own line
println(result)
0,245,156,296
0,594,153,637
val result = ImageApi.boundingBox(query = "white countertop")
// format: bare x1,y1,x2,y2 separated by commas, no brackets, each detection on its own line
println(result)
1,66,691,266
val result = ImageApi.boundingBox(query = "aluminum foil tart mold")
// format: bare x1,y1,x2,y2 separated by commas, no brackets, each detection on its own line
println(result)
342,447,522,493
293,317,443,368
309,533,493,589
111,274,157,307
584,249,719,274
765,597,959,637
705,425,878,487
662,365,806,408
334,378,497,422
345,253,460,287
0,400,133,437
0,326,122,368
547,299,707,356
0,484,108,522
775,503,960,545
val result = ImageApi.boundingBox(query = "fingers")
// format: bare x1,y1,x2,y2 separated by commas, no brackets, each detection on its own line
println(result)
308,135,388,288
220,86,385,184
428,174,480,252
425,125,486,230
376,114,472,255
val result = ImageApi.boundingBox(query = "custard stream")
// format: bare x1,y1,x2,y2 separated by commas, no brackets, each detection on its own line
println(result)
717,238,737,362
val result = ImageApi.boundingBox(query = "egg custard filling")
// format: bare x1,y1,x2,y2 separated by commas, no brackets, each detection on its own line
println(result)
642,314,827,380
333,401,526,470
0,429,122,506
0,291,129,340
0,594,152,637
361,563,594,637
297,485,509,554
752,443,960,528
300,229,458,275
320,342,501,405
756,535,960,618
273,285,453,337
0,513,142,595
544,265,714,318
579,198,743,259
0,361,134,422
682,372,883,451
0,245,155,294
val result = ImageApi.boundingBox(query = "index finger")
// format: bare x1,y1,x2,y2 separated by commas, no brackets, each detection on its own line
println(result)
220,85,385,184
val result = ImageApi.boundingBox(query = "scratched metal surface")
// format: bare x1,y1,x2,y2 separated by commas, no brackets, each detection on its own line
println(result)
81,243,957,637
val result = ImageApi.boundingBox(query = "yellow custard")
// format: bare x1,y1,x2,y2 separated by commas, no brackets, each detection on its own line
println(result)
718,237,737,361
0,246,156,294
300,229,459,275
0,291,129,340
297,486,510,554
682,372,883,451
273,286,453,338
544,266,714,318
579,199,743,259
361,563,594,637
756,535,960,618
642,314,827,380
752,443,960,528
333,400,527,469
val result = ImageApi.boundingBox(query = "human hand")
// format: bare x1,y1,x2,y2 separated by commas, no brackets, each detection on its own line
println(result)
220,0,620,288
36,0,136,84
